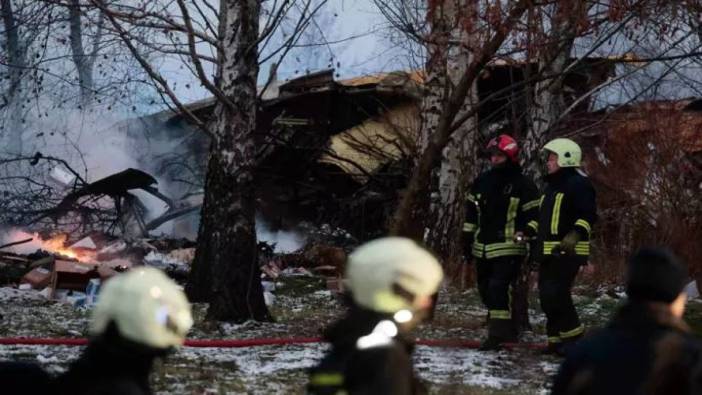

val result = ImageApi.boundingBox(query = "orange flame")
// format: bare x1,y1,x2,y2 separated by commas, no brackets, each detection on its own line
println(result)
41,234,95,262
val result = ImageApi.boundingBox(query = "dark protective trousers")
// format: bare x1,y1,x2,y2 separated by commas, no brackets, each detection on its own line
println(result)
538,255,586,344
476,256,522,340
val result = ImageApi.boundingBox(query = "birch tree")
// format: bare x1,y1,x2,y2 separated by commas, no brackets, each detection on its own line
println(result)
424,0,480,267
91,0,329,321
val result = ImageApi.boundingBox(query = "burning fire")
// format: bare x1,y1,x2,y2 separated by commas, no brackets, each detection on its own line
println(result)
2,230,96,262
42,234,89,261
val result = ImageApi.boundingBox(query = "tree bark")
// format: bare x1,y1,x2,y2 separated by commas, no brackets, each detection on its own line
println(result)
68,0,95,105
185,0,271,322
514,0,585,333
522,1,583,180
390,0,529,238
1,0,25,154
425,0,479,268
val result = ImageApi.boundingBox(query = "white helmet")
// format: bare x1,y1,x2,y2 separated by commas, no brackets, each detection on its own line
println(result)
345,237,444,313
90,267,193,349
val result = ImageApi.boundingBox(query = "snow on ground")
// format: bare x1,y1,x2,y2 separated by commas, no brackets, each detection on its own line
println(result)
5,276,700,394
0,342,559,394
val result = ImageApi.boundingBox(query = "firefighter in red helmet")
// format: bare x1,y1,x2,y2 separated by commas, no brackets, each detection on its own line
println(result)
462,134,539,350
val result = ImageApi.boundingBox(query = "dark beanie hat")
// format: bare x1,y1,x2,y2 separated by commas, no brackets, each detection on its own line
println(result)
626,247,687,303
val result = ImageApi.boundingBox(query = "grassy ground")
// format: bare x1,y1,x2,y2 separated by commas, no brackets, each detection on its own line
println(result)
1,275,700,394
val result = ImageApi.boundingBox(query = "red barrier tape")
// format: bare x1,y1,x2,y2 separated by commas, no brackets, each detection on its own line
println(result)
0,337,547,350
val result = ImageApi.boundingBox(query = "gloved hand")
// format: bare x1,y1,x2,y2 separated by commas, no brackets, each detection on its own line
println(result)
558,230,581,256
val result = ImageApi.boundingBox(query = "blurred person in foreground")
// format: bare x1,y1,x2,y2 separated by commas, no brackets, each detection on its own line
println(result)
552,247,702,395
55,266,193,395
307,237,444,395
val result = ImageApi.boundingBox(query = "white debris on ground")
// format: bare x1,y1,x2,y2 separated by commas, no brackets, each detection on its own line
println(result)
143,249,194,271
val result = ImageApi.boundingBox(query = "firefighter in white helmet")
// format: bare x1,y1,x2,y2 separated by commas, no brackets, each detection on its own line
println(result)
520,138,597,355
55,267,193,395
307,237,444,395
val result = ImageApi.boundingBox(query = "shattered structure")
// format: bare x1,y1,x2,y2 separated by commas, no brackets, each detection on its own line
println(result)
121,59,617,240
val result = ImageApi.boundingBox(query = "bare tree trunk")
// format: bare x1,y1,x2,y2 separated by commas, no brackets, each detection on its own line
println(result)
185,0,270,322
1,0,25,154
68,0,95,105
390,0,529,239
408,0,449,241
522,1,583,180
425,0,479,268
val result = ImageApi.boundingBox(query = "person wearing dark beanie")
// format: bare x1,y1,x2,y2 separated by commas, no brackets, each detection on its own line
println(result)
552,247,702,395
626,247,687,304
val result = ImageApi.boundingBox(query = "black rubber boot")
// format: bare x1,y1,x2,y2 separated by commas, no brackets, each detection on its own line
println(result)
479,336,504,351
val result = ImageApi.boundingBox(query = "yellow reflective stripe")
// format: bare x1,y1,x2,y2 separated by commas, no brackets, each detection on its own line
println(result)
472,242,484,258
539,195,545,207
543,241,590,255
485,242,524,251
560,325,585,339
548,336,562,343
310,373,345,386
543,241,560,254
486,248,526,259
576,241,590,256
551,193,564,235
505,197,520,240
575,219,591,235
527,220,538,232
522,199,540,211
463,223,477,232
473,242,526,258
489,310,511,319
466,193,476,203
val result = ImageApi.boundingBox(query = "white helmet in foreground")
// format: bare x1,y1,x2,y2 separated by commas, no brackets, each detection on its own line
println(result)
90,267,193,349
345,237,444,314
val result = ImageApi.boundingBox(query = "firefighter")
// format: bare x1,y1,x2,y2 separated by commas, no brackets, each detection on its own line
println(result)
55,267,193,395
462,134,539,350
307,237,444,395
522,138,596,355
552,248,702,394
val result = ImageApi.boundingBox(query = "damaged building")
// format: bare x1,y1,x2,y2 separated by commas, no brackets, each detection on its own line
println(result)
116,59,619,241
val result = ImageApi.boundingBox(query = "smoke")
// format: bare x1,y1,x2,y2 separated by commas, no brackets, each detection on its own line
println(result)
0,228,50,255
255,215,306,253
1,108,194,237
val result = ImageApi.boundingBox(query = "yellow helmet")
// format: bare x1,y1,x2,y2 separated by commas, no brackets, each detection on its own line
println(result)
345,237,444,313
543,138,582,167
90,267,193,349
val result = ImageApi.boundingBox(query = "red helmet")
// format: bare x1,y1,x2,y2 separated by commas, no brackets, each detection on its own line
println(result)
486,134,519,163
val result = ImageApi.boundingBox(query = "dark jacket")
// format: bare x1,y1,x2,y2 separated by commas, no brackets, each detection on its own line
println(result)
0,361,52,395
307,307,424,395
54,324,167,395
552,302,702,395
463,163,539,260
529,168,597,258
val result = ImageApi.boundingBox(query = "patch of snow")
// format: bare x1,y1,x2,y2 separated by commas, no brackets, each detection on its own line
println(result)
414,346,521,389
0,287,46,302
685,280,699,299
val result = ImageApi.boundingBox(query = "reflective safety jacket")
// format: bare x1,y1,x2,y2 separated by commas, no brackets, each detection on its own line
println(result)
527,168,597,257
463,164,539,260
307,308,424,395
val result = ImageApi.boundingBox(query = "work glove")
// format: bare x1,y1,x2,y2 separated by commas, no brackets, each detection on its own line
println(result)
557,230,581,256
